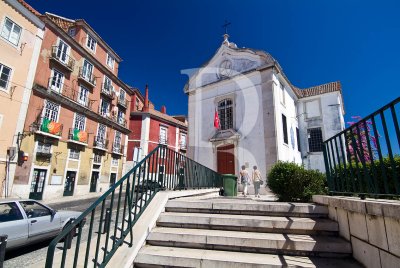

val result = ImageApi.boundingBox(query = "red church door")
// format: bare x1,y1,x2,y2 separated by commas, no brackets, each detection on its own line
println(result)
217,144,235,174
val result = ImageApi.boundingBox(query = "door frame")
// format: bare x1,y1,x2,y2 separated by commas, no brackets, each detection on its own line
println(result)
63,170,77,196
28,166,50,200
90,171,100,192
216,143,236,175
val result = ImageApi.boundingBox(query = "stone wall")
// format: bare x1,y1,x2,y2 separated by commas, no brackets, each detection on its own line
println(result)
313,195,400,268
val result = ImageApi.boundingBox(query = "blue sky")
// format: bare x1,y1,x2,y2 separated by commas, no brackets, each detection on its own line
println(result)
30,0,400,122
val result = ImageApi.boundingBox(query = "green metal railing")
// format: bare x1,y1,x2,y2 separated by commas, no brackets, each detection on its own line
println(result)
45,145,222,268
323,97,400,199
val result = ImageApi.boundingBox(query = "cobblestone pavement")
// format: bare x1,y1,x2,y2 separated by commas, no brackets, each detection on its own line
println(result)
4,194,122,268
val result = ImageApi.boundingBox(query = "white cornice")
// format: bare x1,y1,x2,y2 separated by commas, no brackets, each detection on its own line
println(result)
5,0,44,29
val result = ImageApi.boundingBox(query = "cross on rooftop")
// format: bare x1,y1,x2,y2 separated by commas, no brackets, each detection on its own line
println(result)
222,20,231,34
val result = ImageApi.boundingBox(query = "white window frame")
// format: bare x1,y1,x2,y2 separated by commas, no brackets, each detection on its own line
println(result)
1,17,22,46
100,98,110,117
114,131,122,147
86,33,97,52
69,148,80,160
96,123,107,142
74,113,86,131
119,89,126,101
103,76,112,92
43,100,60,122
106,53,115,70
0,63,12,92
78,84,89,106
159,126,167,144
37,142,51,154
82,59,94,81
280,82,286,106
56,38,70,64
111,157,118,166
180,133,187,147
117,110,124,124
49,68,64,93
93,153,102,164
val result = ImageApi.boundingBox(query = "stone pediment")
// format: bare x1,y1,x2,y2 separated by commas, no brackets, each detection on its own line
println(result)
209,129,241,142
184,44,275,92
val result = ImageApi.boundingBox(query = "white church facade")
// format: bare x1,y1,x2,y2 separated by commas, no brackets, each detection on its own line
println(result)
184,35,345,178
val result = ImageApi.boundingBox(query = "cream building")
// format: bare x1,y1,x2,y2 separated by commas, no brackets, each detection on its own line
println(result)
0,0,44,197
185,35,345,179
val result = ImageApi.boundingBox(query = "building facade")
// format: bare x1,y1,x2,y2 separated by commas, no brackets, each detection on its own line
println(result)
0,0,44,197
126,85,188,171
185,35,345,178
12,12,134,200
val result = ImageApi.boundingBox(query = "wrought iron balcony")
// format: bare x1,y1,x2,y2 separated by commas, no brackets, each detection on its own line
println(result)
50,46,75,71
93,154,102,164
159,136,168,145
117,96,127,108
101,84,115,99
93,136,108,150
32,117,63,138
78,67,96,87
36,144,52,159
68,128,89,144
112,116,127,128
180,143,187,150
98,106,111,120
47,79,93,110
112,143,124,155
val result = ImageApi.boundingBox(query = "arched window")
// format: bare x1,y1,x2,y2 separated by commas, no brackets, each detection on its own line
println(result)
218,99,233,130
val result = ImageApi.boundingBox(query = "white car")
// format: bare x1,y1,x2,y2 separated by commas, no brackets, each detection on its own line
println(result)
0,199,82,250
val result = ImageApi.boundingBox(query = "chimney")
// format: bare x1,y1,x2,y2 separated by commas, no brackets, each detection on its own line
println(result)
161,105,166,114
144,84,149,111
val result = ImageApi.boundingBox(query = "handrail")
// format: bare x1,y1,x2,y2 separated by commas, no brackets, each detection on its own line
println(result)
323,96,400,198
45,145,222,267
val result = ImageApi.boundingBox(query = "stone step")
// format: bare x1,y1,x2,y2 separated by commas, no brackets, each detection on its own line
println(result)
157,212,338,235
165,200,329,218
146,227,351,257
134,246,363,268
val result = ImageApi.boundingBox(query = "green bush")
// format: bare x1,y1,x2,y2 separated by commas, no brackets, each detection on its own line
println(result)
267,161,327,202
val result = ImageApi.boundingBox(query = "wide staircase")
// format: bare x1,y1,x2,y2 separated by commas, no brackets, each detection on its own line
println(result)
134,196,363,267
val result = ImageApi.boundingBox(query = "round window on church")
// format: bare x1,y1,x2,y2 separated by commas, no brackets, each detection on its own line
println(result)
219,60,233,78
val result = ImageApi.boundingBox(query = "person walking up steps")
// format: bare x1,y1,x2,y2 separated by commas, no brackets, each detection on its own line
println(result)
239,165,250,197
252,166,262,198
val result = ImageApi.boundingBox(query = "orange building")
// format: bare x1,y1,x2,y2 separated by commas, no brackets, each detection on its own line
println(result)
0,0,44,197
13,12,142,200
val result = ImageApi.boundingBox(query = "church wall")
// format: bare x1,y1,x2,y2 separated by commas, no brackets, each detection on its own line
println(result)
272,73,302,166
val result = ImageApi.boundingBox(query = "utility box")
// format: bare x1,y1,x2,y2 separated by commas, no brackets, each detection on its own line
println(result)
222,174,238,197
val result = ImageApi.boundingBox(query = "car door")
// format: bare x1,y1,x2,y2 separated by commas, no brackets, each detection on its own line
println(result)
0,202,28,249
19,201,61,242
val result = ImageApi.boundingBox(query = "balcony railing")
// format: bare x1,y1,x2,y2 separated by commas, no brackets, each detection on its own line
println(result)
34,117,63,137
36,145,52,158
180,143,187,150
112,115,127,128
323,97,400,199
98,106,111,120
112,143,124,155
93,136,109,150
117,96,127,108
68,128,89,144
46,79,93,110
101,84,115,99
50,46,75,71
159,136,168,145
78,67,96,87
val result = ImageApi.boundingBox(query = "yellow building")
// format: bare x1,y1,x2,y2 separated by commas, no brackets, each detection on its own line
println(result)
0,0,44,197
